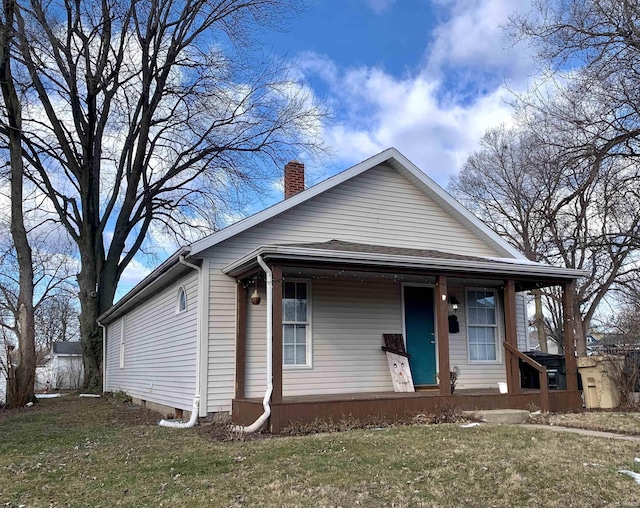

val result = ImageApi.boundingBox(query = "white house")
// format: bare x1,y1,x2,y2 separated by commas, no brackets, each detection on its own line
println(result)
99,148,585,432
36,342,84,391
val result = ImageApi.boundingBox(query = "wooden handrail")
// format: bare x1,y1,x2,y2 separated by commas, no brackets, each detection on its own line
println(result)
503,341,549,413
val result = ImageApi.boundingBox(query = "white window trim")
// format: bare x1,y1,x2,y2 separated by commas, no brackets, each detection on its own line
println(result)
282,278,312,369
465,287,501,364
119,317,126,369
176,286,188,314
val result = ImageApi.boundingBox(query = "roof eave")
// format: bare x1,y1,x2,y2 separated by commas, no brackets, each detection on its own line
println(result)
223,246,588,280
98,246,192,324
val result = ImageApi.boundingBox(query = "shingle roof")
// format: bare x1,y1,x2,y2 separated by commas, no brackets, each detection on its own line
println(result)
52,341,83,356
282,240,495,263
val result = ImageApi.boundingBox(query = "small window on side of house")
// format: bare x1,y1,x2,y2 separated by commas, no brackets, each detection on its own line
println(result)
176,286,187,314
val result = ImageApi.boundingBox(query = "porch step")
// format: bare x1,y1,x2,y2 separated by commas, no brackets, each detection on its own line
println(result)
463,409,530,425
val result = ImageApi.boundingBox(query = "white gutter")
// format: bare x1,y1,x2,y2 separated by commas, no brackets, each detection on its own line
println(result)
223,245,589,279
159,255,201,429
233,254,273,433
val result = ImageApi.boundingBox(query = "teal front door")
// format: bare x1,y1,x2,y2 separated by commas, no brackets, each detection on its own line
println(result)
404,285,436,385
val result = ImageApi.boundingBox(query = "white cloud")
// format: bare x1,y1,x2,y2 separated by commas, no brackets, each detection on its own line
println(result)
366,0,397,14
115,259,152,300
297,0,536,185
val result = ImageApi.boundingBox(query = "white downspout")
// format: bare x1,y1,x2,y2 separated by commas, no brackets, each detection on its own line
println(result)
233,254,273,433
98,322,107,392
159,255,201,429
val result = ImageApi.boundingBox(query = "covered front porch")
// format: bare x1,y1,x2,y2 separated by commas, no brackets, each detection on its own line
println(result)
226,241,585,433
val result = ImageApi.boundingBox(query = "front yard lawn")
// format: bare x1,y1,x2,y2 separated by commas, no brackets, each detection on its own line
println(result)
2,396,640,507
538,411,640,436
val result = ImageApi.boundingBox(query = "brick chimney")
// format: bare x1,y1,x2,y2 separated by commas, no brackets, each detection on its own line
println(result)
284,161,305,199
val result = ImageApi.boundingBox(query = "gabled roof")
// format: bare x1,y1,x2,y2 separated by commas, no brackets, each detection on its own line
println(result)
99,148,537,323
189,148,524,259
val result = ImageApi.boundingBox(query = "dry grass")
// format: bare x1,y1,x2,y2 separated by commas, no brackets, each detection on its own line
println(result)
534,410,640,435
2,396,640,507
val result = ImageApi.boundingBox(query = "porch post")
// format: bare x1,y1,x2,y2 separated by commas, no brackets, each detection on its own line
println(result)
435,275,451,395
562,281,579,391
271,265,283,404
234,281,247,399
503,279,520,394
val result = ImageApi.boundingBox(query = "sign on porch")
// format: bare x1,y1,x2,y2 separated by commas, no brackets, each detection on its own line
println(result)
382,334,415,392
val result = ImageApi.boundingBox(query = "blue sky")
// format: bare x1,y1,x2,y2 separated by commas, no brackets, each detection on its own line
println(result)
117,0,538,295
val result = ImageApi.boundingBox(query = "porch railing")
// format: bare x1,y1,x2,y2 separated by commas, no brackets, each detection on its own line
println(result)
503,341,549,413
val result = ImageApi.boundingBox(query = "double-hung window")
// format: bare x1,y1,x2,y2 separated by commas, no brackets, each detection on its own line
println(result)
467,289,498,362
283,280,310,366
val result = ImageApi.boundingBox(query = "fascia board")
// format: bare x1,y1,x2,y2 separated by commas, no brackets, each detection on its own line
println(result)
223,245,588,279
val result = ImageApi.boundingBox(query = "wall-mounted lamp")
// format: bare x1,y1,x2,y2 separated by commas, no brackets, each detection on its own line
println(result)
250,279,261,305
449,295,460,311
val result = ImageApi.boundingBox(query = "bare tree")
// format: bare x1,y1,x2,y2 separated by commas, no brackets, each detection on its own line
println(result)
0,0,327,389
35,296,79,352
450,103,640,356
0,0,36,407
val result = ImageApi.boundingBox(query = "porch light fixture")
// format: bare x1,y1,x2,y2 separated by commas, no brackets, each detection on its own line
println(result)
449,295,460,311
250,280,261,305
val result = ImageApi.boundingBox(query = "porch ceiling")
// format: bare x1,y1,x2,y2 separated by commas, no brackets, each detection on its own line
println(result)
223,240,587,290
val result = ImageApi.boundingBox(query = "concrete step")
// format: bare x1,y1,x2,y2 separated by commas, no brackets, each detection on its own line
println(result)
463,409,530,424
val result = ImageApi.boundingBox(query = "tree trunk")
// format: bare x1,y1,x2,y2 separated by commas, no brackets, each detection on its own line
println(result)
1,0,36,407
76,243,119,391
575,310,587,357
534,290,548,352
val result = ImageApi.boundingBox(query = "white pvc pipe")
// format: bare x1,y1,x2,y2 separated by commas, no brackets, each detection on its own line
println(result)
158,255,202,429
234,254,273,433
159,395,200,428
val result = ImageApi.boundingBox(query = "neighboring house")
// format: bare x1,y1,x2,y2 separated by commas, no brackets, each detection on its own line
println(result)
530,337,560,354
36,342,84,391
99,148,586,432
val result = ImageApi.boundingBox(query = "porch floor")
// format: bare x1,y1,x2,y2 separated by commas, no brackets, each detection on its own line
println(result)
232,388,583,433
238,387,535,404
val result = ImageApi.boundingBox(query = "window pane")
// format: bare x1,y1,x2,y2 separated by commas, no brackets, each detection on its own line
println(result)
487,344,497,361
295,325,306,344
284,298,296,322
296,298,307,322
284,282,295,299
296,282,307,300
284,324,295,344
468,308,478,325
284,345,295,365
296,344,306,364
484,294,495,308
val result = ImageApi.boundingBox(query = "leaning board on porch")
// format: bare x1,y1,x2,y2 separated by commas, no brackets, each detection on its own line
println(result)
382,334,415,393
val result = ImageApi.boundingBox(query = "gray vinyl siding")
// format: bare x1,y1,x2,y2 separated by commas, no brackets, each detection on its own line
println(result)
245,278,399,398
205,164,505,412
447,286,528,390
104,273,198,410
244,279,529,397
